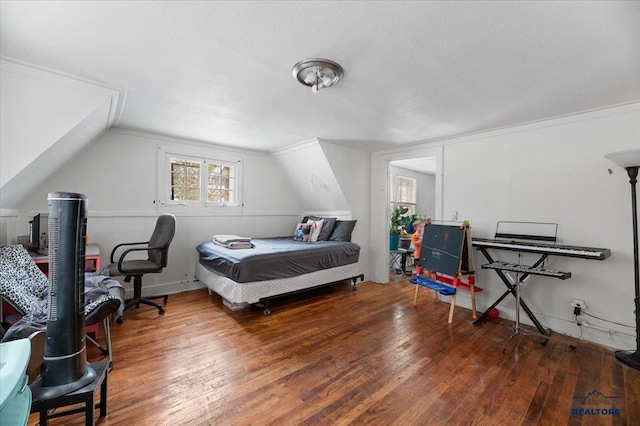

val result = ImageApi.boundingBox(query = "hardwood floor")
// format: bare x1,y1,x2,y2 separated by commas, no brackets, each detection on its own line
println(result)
28,277,640,425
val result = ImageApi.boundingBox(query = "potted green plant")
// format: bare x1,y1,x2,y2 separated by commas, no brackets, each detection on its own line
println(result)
389,206,409,250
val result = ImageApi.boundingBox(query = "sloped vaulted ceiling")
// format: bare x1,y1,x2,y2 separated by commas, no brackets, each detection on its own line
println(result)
271,140,351,215
0,59,125,210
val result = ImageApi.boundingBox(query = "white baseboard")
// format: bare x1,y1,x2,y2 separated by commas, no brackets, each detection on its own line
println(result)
452,293,635,351
122,279,205,300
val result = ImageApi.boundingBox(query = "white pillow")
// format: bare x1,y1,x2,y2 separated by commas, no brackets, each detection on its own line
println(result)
308,219,324,242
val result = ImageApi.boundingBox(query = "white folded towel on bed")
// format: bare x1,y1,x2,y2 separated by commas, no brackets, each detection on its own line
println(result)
214,240,255,249
212,235,254,249
213,234,252,244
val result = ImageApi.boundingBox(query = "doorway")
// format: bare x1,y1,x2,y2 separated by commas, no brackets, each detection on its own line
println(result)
370,146,443,284
389,157,437,220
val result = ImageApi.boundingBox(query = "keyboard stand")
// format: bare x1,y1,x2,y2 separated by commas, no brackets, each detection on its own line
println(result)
502,270,523,352
474,247,551,338
500,268,551,349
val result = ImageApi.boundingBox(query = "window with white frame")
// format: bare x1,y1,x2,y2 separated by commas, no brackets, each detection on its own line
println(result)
158,146,242,212
390,174,417,214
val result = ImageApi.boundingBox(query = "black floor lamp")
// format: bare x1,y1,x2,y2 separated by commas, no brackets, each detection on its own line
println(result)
605,149,640,370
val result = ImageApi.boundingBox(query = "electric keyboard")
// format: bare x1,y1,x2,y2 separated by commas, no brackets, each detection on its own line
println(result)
472,238,611,260
471,222,611,336
481,261,571,280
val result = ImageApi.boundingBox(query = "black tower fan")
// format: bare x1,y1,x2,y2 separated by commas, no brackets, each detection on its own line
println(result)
31,192,97,400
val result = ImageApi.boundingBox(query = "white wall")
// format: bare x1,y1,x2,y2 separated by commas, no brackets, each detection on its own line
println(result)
0,214,17,246
371,102,640,350
271,139,351,214
19,128,302,297
319,140,371,274
270,138,372,274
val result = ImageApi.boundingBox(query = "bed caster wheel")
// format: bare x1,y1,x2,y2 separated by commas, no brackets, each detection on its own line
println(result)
264,309,271,316
116,317,123,325
163,296,168,304
159,307,165,315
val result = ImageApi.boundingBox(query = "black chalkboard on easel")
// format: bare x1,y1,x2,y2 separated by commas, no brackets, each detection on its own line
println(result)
420,224,471,277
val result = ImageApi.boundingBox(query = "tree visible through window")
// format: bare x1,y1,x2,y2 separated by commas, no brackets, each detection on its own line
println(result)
170,158,201,202
160,148,242,210
207,162,234,203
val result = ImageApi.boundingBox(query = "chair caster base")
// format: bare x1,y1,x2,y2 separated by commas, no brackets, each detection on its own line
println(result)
124,295,168,315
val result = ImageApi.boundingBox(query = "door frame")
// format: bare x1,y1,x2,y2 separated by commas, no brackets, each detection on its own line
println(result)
370,145,443,283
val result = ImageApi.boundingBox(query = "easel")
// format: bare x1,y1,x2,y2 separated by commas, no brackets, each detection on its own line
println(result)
411,221,482,323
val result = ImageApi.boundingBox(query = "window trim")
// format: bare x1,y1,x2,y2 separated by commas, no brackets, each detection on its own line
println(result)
390,174,417,213
205,159,238,207
157,146,243,214
395,175,416,204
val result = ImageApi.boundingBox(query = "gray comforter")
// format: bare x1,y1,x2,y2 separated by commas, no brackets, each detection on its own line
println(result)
197,237,360,283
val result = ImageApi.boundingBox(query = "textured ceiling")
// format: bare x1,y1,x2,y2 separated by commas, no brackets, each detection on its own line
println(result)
1,1,639,152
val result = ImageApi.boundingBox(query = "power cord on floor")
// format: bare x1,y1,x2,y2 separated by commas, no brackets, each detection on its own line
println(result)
582,311,634,328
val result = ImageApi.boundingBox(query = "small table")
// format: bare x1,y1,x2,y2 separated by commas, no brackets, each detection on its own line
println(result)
30,243,101,275
390,248,414,276
30,361,109,426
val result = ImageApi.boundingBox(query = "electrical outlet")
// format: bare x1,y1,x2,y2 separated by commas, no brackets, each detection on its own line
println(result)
571,299,586,316
571,299,586,309
450,211,458,221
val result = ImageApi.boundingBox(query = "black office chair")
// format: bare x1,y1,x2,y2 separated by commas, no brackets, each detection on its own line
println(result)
109,214,175,315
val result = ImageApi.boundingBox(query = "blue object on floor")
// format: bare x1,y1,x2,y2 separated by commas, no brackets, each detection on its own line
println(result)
409,276,457,296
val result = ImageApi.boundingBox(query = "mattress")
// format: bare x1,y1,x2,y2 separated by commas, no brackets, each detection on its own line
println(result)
195,261,362,305
196,237,360,283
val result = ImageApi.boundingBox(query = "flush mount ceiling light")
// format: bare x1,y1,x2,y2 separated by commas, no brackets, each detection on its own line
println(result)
292,58,343,94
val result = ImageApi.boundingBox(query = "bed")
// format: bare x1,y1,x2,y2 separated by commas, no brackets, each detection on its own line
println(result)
195,223,364,315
